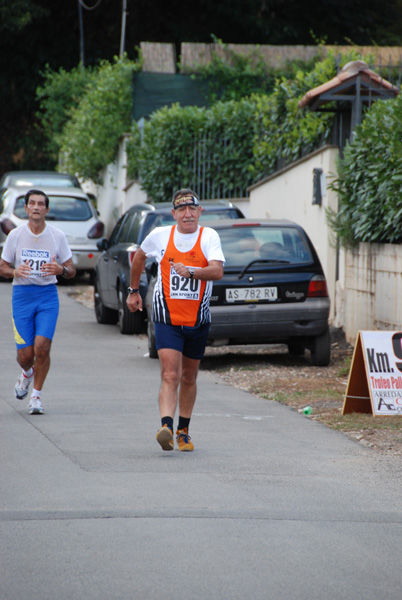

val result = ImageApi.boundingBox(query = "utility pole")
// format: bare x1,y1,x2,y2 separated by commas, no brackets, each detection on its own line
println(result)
119,0,128,58
78,0,85,67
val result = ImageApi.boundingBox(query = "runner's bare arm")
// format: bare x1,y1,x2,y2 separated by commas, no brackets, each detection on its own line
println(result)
126,247,147,312
40,256,76,279
0,258,31,279
171,259,223,281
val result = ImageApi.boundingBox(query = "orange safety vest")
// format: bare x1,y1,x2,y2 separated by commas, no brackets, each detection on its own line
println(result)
155,226,210,327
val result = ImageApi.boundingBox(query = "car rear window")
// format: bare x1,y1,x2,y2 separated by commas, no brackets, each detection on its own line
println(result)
218,226,313,266
8,175,78,188
14,196,92,221
138,208,243,243
199,208,243,221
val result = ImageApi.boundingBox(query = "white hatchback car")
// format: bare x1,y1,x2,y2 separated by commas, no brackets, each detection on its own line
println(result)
0,186,105,275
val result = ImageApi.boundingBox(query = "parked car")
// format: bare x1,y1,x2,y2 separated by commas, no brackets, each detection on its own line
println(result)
93,200,245,335
146,218,331,365
0,186,105,275
0,170,82,191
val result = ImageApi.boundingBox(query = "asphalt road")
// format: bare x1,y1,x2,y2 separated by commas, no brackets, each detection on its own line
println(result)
1,281,402,600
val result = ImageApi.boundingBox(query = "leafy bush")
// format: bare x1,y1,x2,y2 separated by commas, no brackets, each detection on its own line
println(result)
328,94,402,246
36,65,97,162
127,49,364,198
126,98,258,201
186,36,282,102
251,50,365,181
185,36,322,104
58,58,139,183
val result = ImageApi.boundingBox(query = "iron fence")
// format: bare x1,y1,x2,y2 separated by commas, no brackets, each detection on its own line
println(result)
178,133,249,200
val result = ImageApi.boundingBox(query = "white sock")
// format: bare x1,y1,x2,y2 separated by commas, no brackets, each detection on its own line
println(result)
31,389,41,400
23,367,33,378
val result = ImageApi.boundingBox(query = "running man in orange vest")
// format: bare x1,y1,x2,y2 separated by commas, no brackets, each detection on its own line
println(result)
127,189,224,452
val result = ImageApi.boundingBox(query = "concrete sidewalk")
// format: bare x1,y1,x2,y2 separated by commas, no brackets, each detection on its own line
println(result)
1,281,402,600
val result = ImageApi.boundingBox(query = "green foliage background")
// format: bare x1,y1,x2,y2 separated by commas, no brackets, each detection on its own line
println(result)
57,58,139,183
36,44,402,245
328,94,402,246
127,49,364,201
126,98,259,201
36,65,97,163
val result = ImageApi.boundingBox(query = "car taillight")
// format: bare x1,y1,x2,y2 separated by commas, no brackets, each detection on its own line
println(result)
307,275,329,297
128,247,138,267
128,245,146,271
87,221,105,239
0,219,17,235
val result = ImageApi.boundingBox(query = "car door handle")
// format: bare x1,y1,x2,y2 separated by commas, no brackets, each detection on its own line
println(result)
113,255,119,261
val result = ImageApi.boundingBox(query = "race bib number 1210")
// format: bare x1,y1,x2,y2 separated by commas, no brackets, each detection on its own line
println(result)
21,248,50,277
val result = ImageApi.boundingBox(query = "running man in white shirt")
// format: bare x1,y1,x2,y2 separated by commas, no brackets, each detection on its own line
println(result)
0,189,76,414
127,189,224,451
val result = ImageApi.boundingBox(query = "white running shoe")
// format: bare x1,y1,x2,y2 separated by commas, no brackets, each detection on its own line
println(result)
14,371,34,400
28,397,44,415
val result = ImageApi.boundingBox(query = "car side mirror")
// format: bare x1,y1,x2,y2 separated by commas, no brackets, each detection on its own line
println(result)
97,238,109,251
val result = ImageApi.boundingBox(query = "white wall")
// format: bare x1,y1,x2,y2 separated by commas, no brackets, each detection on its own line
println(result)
231,197,250,217
343,244,402,343
89,135,148,236
249,146,340,321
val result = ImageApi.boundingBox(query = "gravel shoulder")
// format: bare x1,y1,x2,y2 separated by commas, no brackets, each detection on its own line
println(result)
67,281,402,458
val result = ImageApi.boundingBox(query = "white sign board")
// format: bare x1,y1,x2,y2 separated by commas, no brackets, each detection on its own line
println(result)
343,331,402,417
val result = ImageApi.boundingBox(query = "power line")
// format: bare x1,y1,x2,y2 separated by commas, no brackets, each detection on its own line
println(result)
78,0,103,10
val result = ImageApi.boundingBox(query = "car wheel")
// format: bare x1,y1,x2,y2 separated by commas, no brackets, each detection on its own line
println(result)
117,285,143,334
310,327,331,366
287,339,305,356
94,278,118,324
147,318,158,359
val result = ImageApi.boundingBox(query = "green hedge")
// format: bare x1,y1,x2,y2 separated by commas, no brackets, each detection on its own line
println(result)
58,58,138,183
36,64,97,163
127,50,364,200
126,98,259,201
328,94,402,246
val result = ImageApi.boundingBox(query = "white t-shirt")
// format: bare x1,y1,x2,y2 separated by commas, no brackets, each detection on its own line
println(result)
2,223,72,286
141,225,225,264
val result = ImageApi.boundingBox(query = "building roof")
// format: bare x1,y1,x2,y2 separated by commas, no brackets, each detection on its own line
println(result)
299,60,399,110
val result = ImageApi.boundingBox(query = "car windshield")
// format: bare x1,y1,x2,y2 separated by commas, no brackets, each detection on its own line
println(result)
140,208,242,242
218,225,313,266
7,174,79,188
14,196,92,221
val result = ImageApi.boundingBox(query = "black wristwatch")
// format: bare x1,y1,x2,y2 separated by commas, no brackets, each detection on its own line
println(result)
62,266,69,278
188,268,194,280
128,287,139,295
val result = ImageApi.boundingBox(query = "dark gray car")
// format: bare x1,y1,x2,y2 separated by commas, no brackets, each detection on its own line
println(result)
146,219,331,365
94,201,245,334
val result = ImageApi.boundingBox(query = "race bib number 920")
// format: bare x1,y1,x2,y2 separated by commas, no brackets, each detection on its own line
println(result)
170,268,200,300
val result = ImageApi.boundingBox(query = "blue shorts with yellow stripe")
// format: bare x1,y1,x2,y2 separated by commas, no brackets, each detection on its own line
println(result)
12,285,59,349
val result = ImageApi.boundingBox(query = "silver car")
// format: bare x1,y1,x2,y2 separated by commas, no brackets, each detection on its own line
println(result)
0,170,82,190
0,186,105,274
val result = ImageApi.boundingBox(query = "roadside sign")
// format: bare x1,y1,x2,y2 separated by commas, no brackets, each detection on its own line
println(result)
343,330,402,416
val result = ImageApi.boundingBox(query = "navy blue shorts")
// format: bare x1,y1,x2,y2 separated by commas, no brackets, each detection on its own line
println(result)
12,285,59,349
154,322,210,360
